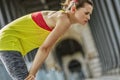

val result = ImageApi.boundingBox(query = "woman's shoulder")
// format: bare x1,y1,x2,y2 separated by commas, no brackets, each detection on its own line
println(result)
41,10,70,27
41,10,57,16
41,10,67,17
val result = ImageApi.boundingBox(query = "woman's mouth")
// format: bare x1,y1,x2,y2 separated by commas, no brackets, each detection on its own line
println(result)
84,20,88,23
84,21,88,24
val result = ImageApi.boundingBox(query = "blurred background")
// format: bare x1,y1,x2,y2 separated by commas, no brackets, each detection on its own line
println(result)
0,0,120,80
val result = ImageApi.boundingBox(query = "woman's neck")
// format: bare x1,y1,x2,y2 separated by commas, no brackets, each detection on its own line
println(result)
66,11,78,24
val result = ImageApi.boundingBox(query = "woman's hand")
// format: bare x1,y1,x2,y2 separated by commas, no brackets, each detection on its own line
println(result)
25,74,35,80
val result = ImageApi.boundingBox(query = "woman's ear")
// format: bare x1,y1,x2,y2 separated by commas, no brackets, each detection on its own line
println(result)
71,6,76,13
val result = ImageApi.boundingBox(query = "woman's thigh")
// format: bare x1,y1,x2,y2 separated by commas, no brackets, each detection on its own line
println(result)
0,51,28,80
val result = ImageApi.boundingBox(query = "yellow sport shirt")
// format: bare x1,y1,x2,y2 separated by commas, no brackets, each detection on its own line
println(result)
0,12,52,56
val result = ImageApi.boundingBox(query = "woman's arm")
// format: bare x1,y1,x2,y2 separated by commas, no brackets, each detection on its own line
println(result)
25,14,71,80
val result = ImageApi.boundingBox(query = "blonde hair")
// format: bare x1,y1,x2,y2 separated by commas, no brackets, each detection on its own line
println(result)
61,0,72,10
61,0,93,10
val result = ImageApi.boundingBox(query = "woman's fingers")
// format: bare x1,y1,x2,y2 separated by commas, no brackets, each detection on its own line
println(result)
25,74,35,80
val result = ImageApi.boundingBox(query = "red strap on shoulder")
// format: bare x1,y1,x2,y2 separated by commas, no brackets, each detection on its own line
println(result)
31,12,52,31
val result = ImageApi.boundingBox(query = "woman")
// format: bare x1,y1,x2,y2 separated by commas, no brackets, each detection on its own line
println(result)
0,0,93,80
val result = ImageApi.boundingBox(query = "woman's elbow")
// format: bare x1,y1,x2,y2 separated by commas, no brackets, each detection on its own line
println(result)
39,45,51,54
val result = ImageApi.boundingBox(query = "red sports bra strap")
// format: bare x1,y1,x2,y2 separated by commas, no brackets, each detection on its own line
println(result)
31,12,52,31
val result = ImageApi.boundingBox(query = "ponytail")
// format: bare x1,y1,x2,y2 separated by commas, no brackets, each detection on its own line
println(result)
61,0,72,10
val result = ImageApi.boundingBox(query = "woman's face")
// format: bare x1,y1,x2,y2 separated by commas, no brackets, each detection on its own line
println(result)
75,3,93,25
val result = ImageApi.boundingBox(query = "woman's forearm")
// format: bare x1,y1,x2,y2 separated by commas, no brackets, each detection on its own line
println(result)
29,47,50,76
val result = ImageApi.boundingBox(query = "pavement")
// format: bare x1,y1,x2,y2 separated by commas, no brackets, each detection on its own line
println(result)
86,75,120,80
